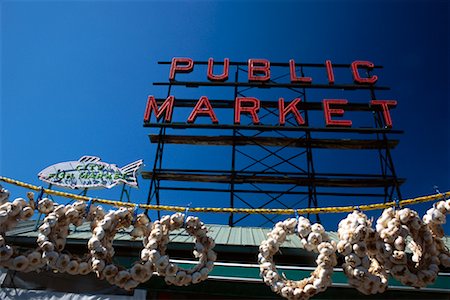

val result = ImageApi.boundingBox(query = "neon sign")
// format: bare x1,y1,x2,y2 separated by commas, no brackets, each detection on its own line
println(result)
143,57,397,129
38,156,143,189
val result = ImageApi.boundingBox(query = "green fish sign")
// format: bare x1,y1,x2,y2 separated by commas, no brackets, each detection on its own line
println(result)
38,156,143,189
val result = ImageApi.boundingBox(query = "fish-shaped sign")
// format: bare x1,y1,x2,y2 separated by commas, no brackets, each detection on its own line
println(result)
38,156,143,189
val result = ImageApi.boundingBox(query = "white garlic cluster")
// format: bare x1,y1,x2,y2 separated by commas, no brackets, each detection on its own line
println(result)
376,208,439,288
88,207,152,290
1,191,217,291
1,187,450,296
259,217,336,300
37,200,105,276
423,199,450,268
99,211,153,291
0,197,34,233
37,197,54,215
337,211,388,295
0,192,37,272
0,187,10,205
130,213,152,239
141,213,216,287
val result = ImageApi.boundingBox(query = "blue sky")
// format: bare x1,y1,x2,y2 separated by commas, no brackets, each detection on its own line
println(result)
1,0,449,230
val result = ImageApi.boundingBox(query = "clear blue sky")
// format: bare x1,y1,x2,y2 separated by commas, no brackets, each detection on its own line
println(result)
1,1,449,230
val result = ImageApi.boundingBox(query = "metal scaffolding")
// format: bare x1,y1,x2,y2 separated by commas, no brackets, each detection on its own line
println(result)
143,60,403,227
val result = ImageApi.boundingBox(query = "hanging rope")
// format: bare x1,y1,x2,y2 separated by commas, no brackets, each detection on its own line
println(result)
0,176,448,215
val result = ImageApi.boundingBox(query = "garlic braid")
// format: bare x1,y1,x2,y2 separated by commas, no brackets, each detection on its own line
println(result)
141,213,216,287
0,192,38,272
423,199,450,268
337,210,388,294
89,207,154,290
259,217,336,300
37,200,104,275
376,207,439,288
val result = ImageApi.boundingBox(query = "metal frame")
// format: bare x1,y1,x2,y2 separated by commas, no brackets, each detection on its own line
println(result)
144,60,403,227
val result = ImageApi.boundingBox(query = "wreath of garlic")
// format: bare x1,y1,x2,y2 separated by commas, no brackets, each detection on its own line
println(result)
89,207,154,291
0,191,37,273
141,213,216,287
337,210,388,295
37,199,105,276
259,217,337,300
375,207,439,288
423,199,450,268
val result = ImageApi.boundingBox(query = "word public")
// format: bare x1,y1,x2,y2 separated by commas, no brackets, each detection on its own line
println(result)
143,58,397,128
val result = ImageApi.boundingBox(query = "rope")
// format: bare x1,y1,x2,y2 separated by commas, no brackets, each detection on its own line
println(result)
0,175,448,215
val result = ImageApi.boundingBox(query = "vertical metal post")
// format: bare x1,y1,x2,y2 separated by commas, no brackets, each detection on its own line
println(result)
119,184,131,202
34,183,52,230
229,65,239,226
370,86,402,202
146,83,171,219
300,66,321,223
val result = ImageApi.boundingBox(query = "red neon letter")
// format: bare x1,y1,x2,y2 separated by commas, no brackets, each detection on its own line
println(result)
289,59,312,83
207,58,229,81
143,95,174,122
325,60,335,85
278,98,305,126
187,96,218,124
323,99,352,127
234,97,260,124
248,59,270,82
169,57,194,80
370,100,397,128
351,61,378,84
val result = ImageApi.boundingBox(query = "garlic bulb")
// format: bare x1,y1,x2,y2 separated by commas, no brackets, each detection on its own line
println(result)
130,263,150,282
123,279,139,291
66,260,80,275
115,270,131,288
78,261,91,275
27,251,42,266
13,255,29,271
0,245,13,261
37,198,54,214
0,188,10,205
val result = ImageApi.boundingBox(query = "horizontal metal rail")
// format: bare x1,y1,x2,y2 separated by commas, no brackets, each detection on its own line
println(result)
143,123,404,134
154,81,389,90
149,134,399,149
142,170,405,188
157,186,386,198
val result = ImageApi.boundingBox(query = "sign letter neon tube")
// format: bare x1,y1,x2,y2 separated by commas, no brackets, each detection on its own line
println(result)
143,95,174,122
370,100,397,128
325,60,335,85
169,57,194,80
248,59,270,82
323,99,352,127
289,60,312,83
278,98,305,125
207,58,229,81
235,97,260,124
351,61,378,84
187,96,219,124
